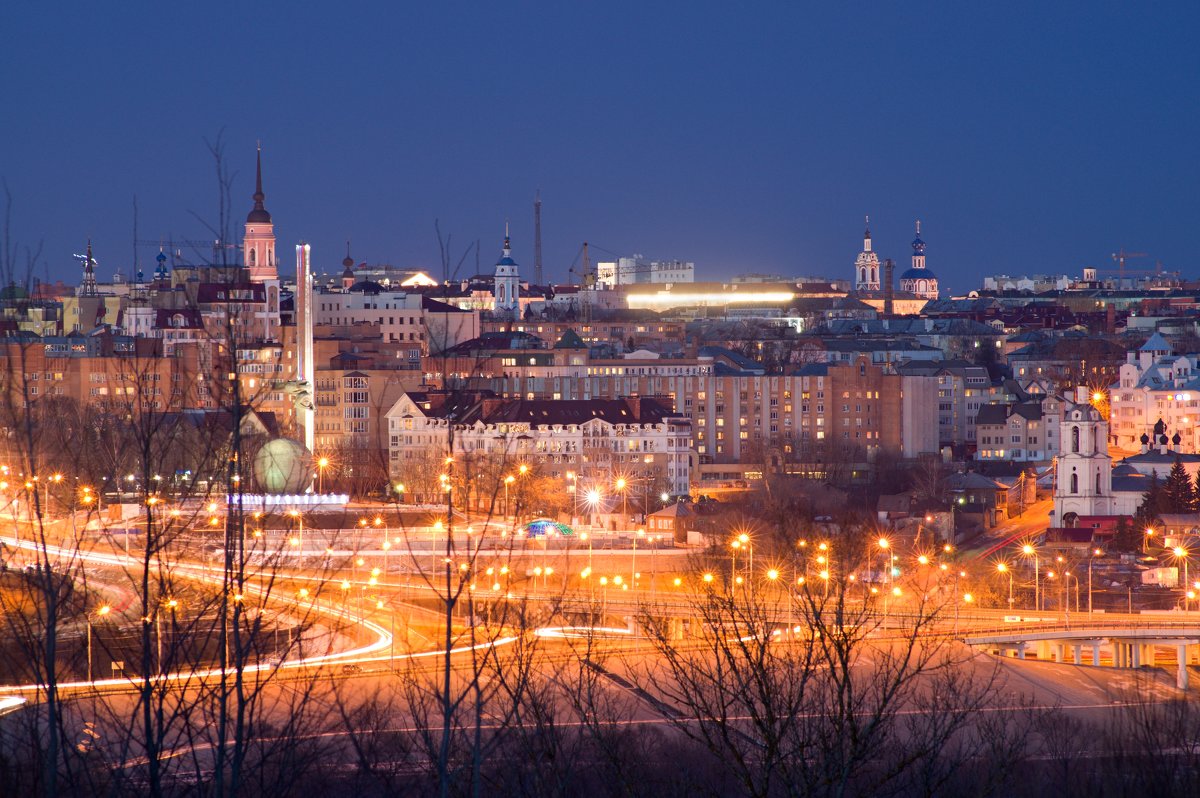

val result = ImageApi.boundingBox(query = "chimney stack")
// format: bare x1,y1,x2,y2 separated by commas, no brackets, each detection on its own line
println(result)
883,258,895,317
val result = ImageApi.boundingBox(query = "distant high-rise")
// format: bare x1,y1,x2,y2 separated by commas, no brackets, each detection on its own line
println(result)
244,145,277,282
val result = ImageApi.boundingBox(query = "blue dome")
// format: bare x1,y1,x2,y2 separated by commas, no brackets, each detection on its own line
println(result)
911,236,926,254
900,267,937,280
496,256,518,267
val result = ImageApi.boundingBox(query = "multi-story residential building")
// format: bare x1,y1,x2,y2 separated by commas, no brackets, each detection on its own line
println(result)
691,356,939,467
425,330,588,398
1007,331,1126,390
484,315,686,352
975,392,1063,463
385,392,691,501
894,360,991,448
312,368,420,467
0,334,212,412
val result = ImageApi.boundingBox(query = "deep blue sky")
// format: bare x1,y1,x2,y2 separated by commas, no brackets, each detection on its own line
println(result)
1,2,1196,293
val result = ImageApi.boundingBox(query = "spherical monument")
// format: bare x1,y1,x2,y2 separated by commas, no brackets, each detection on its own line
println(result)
251,438,312,495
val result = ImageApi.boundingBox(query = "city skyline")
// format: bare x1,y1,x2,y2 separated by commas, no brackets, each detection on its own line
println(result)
2,2,1197,290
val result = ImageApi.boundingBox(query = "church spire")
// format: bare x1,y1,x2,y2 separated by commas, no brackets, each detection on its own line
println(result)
80,239,97,297
247,143,271,224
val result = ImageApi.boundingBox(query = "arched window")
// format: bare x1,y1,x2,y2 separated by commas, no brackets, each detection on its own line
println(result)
1070,471,1078,494
860,268,866,283
1096,469,1102,493
249,249,256,267
1072,426,1080,453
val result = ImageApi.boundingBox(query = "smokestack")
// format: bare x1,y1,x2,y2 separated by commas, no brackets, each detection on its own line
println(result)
883,258,894,317
296,242,315,453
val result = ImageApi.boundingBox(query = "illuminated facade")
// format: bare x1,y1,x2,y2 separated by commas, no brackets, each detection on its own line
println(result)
1108,334,1200,452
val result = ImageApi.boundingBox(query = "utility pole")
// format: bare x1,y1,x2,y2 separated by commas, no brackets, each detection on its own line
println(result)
533,191,543,286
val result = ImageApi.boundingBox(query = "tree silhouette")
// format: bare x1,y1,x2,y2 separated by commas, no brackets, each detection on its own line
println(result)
1164,456,1196,513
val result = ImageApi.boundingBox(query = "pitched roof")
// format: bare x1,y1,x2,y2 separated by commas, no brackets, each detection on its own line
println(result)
554,329,587,349
1140,332,1172,352
975,404,1009,426
478,397,677,427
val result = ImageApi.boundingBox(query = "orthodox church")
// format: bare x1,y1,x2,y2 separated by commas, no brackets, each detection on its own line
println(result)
899,221,938,301
850,218,937,313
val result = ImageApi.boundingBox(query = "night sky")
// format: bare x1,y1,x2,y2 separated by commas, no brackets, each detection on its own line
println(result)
1,2,1196,292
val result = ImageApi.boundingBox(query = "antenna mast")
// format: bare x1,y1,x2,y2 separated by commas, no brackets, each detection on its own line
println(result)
533,190,543,285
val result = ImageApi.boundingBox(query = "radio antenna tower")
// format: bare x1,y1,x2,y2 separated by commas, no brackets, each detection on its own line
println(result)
533,190,544,285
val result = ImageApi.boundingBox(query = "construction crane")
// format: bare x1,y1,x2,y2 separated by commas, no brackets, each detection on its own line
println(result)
136,237,240,267
1110,248,1149,286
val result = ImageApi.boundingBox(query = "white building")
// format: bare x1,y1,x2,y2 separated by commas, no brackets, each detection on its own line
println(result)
386,392,692,498
596,256,695,287
1107,333,1200,452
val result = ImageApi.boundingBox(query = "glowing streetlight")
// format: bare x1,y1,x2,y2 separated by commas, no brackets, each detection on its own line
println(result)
316,456,330,493
1172,547,1191,599
1021,544,1041,611
997,562,1014,607
615,477,628,526
87,605,111,682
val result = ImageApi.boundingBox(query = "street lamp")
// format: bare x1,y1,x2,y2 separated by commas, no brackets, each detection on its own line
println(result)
997,562,1014,608
1144,526,1156,554
1172,546,1191,603
615,477,628,528
289,509,304,554
1088,548,1102,614
877,537,891,599
632,528,644,592
1021,544,1040,611
585,488,602,528
87,605,111,683
504,475,515,519
157,598,179,673
316,456,330,494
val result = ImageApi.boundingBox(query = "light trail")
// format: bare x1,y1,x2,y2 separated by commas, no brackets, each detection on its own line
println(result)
0,536,519,695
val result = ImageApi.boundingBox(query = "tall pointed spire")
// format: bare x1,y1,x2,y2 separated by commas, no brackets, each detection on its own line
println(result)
247,142,271,224
503,219,511,254
255,141,263,196
80,239,97,297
